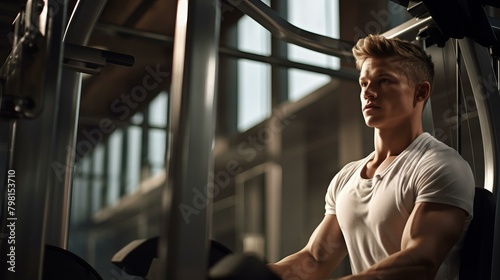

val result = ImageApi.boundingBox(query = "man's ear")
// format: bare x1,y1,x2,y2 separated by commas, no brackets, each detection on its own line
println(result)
415,81,431,102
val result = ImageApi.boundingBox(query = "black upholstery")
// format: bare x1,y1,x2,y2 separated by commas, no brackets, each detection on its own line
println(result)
459,187,496,280
111,237,233,277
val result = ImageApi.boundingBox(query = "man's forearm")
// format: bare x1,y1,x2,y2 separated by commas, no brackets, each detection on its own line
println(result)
268,250,342,280
337,247,436,280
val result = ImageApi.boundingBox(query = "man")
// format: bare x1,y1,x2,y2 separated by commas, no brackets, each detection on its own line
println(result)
267,35,475,280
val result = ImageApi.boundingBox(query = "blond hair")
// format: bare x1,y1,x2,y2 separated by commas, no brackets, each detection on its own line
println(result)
352,35,434,86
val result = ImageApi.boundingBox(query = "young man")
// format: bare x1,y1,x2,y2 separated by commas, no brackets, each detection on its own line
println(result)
268,35,475,280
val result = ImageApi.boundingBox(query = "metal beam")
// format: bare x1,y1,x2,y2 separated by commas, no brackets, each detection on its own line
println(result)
228,0,354,58
219,46,359,80
45,0,109,250
156,0,220,279
459,38,500,280
95,23,359,80
0,0,66,279
382,16,434,40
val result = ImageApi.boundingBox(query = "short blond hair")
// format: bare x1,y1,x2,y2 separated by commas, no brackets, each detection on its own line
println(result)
352,35,434,86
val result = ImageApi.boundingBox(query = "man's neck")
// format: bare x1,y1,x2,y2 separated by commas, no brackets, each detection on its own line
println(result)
372,126,423,163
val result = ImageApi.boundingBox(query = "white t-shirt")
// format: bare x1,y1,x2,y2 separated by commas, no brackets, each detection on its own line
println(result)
325,133,475,279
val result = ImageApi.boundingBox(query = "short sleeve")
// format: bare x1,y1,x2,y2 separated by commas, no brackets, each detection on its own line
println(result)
325,174,341,215
414,150,475,218
325,161,361,215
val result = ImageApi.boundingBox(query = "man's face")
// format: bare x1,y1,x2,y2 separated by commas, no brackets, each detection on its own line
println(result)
358,57,418,129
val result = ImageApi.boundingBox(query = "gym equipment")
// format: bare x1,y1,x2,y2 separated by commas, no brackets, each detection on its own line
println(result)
111,237,233,279
227,0,355,58
460,188,496,279
0,1,133,279
43,244,103,280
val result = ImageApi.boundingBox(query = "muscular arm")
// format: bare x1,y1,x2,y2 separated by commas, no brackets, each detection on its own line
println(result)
339,202,467,280
268,215,348,280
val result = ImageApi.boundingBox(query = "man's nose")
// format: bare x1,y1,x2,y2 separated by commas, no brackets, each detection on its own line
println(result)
363,85,377,99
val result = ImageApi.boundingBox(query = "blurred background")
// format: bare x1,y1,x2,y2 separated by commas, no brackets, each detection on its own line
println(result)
1,0,497,278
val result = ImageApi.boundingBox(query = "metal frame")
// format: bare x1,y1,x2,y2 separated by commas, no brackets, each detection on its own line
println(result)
45,0,109,249
156,0,220,279
0,0,111,279
459,38,500,280
228,0,354,58
94,23,359,80
0,1,67,279
384,18,500,280
0,1,495,279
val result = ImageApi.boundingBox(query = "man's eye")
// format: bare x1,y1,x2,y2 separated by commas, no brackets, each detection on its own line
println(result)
360,82,368,87
380,79,390,84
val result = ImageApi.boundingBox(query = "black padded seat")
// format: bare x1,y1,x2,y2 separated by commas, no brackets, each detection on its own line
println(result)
459,187,496,280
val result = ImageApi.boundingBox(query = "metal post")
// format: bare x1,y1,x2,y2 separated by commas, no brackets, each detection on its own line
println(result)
0,0,66,278
456,40,462,154
157,0,220,279
458,38,500,280
45,0,108,249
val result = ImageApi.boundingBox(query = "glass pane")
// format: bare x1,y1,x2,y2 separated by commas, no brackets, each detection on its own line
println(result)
149,91,168,127
72,156,91,222
237,59,271,131
288,69,331,101
92,144,105,212
71,177,83,222
107,129,123,206
126,126,142,194
148,128,166,176
130,111,144,125
287,0,340,68
237,0,271,56
287,0,340,101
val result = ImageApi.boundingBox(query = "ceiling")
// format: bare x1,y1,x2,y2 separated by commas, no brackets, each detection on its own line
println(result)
81,0,178,121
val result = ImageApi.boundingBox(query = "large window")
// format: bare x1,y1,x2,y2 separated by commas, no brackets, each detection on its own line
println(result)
107,129,123,206
287,0,340,101
72,90,169,218
148,91,168,176
71,156,91,223
237,1,272,132
126,126,141,194
91,144,105,212
235,0,341,132
237,60,271,131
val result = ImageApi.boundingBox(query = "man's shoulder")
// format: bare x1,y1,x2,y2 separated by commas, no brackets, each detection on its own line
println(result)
411,133,473,173
418,133,464,159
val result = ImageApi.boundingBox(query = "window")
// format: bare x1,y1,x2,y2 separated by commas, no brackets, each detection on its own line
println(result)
287,0,340,101
148,128,166,176
126,126,141,194
92,144,105,212
147,91,168,176
107,129,123,206
237,1,272,132
237,60,271,131
149,91,168,127
71,156,91,222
